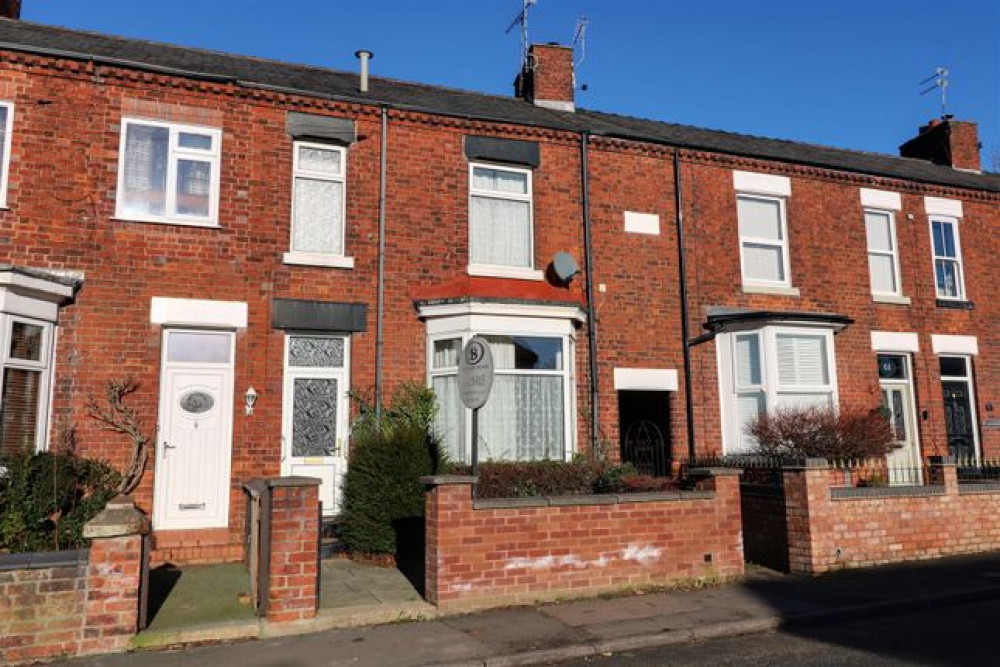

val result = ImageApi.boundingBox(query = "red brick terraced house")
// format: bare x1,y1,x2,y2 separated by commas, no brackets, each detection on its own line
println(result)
0,6,997,564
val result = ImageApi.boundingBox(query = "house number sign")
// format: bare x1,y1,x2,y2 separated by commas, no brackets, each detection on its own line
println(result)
458,336,494,410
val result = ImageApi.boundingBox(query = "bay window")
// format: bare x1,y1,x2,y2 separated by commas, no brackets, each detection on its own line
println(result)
0,316,54,458
116,118,221,226
468,163,538,279
719,326,838,453
0,101,12,207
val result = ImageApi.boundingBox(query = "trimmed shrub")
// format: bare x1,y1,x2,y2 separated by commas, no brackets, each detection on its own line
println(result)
339,384,447,557
459,460,657,499
0,451,121,554
747,406,894,460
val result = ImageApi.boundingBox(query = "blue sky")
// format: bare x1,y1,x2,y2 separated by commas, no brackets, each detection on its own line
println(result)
23,0,1000,167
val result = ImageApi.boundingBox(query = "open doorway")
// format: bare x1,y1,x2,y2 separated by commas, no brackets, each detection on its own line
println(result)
618,390,671,476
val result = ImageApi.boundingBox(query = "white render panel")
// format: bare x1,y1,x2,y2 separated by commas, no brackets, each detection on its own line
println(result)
924,196,963,218
931,334,978,356
870,331,919,352
733,170,792,197
613,368,679,392
150,297,248,329
860,188,902,211
623,211,661,235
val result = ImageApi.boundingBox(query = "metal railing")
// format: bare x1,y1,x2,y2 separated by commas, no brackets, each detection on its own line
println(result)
955,458,1000,484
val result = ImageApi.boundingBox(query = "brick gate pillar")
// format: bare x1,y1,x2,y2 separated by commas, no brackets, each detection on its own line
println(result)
782,458,831,574
265,477,321,623
422,475,477,607
79,495,149,656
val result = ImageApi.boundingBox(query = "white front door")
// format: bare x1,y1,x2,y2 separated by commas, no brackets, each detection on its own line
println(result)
154,330,235,530
281,334,350,516
878,354,922,485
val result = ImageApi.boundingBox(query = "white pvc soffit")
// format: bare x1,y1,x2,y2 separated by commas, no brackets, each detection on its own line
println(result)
931,334,978,356
870,331,919,353
733,170,791,197
150,297,248,329
613,368,679,392
860,188,902,211
924,196,963,218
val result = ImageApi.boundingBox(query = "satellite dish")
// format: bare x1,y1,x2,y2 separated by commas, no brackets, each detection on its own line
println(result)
551,252,580,283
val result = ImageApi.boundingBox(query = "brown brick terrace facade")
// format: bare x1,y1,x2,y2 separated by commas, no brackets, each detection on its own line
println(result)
0,15,997,562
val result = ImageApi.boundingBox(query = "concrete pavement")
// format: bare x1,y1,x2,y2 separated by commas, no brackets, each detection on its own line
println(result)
64,552,1000,667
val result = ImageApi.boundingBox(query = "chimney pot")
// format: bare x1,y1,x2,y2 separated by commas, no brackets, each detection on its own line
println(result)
514,43,576,112
900,118,981,171
355,50,373,94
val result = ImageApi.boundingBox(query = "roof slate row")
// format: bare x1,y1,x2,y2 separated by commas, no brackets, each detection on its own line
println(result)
1,18,998,193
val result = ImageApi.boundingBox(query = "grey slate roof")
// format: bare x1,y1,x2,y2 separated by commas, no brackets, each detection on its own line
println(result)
2,17,998,194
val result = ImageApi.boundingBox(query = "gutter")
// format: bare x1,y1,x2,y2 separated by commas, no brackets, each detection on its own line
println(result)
375,106,388,419
580,131,600,457
674,151,697,461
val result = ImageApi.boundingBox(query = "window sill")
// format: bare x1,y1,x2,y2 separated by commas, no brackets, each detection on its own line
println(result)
936,298,974,310
872,294,911,305
111,216,220,229
467,264,544,281
742,284,800,297
283,252,355,269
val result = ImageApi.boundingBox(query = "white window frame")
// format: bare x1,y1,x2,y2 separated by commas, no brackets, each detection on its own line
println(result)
422,305,579,463
467,162,542,280
283,141,354,269
0,314,56,455
0,101,13,209
736,193,792,289
281,333,352,460
115,117,222,227
929,215,966,300
718,325,839,454
864,207,903,298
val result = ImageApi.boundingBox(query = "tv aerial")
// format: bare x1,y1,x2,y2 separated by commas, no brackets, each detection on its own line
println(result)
572,15,589,91
505,0,538,67
920,66,950,118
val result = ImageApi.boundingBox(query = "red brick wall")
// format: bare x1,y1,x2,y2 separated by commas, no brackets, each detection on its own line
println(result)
265,480,320,623
527,44,575,105
0,535,143,664
777,462,1000,573
423,473,744,610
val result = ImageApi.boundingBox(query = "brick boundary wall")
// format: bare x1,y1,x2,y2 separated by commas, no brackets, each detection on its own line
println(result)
0,496,148,665
264,477,321,623
777,458,1000,573
422,470,744,611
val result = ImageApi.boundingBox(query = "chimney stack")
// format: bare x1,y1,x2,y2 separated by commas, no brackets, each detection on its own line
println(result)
899,117,981,171
355,50,373,94
514,43,575,112
0,0,21,19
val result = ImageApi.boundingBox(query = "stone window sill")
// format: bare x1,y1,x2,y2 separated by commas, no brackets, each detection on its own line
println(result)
742,284,800,297
872,294,912,305
283,252,355,269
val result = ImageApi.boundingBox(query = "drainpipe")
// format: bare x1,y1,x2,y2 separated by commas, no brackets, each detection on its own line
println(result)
674,150,697,461
375,106,388,419
580,132,600,456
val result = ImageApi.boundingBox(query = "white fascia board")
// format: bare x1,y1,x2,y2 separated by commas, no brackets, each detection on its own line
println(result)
613,368,678,392
860,188,902,211
623,211,661,235
0,271,75,301
870,331,919,352
931,334,978,356
924,196,963,218
733,170,791,197
150,297,248,329
417,301,586,323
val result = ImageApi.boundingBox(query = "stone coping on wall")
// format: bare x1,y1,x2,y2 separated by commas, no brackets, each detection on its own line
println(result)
958,482,1000,494
472,490,715,510
830,485,946,500
0,548,89,572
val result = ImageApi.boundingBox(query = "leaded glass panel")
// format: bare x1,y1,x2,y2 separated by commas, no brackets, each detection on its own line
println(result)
292,377,338,457
289,336,344,368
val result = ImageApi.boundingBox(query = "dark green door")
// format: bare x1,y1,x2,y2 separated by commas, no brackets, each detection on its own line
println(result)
943,381,976,460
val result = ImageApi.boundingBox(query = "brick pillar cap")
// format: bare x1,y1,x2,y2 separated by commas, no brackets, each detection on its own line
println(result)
421,475,478,486
83,495,150,539
266,476,322,488
928,456,956,466
688,467,742,477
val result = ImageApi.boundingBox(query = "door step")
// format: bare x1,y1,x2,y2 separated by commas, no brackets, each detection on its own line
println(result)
320,518,347,560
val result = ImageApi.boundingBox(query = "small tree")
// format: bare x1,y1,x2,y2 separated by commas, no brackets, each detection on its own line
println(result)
747,406,894,460
85,377,151,495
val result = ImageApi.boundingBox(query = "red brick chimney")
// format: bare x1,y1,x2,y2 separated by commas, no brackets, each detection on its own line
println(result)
899,117,981,171
514,43,575,112
0,0,21,19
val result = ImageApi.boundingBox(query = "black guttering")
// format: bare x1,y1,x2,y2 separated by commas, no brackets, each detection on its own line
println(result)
580,131,599,458
674,152,696,461
688,309,856,347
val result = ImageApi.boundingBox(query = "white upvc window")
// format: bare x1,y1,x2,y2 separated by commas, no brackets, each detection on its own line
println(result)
719,326,838,453
115,117,222,226
283,142,353,268
423,304,580,464
468,163,540,280
0,314,55,459
865,208,903,297
930,216,966,300
736,194,791,288
0,101,12,208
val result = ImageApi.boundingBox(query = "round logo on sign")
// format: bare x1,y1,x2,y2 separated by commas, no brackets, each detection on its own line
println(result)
458,336,495,410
